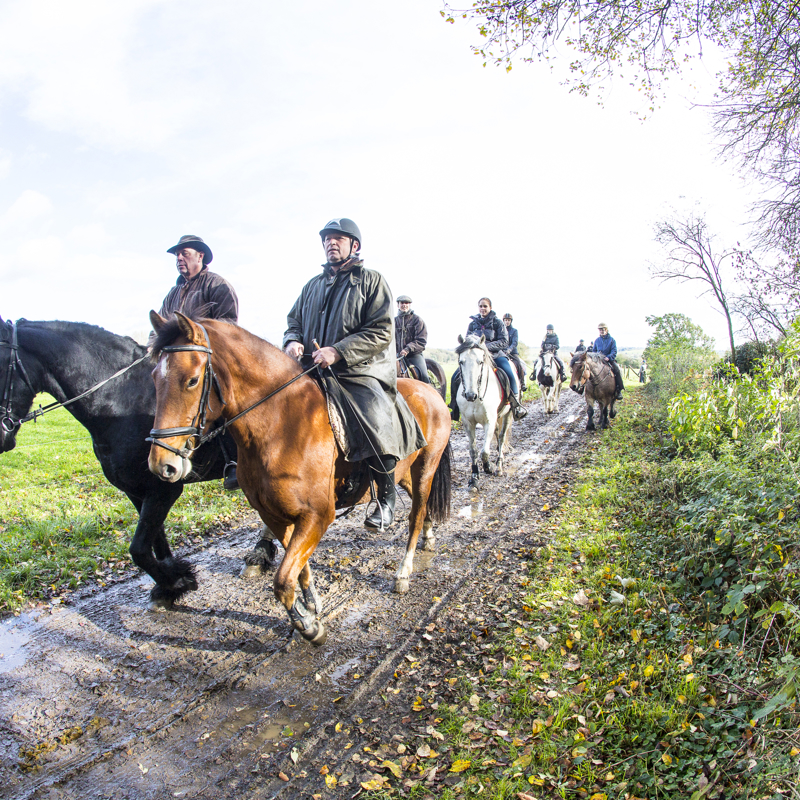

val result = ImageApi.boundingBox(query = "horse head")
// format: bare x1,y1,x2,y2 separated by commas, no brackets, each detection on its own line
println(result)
148,310,226,482
0,316,38,453
569,351,589,394
456,334,487,402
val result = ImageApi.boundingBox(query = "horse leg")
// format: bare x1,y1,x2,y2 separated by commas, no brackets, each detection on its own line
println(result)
466,421,480,490
127,487,199,611
586,400,596,431
482,417,497,475
393,456,433,595
495,413,512,475
241,524,281,579
274,515,329,646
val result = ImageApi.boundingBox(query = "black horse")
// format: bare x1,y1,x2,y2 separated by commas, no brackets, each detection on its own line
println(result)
0,316,274,609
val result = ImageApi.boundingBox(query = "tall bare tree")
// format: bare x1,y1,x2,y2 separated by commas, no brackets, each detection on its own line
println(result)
651,214,737,361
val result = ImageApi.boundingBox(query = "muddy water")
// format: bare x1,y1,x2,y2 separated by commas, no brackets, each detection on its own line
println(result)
0,391,586,799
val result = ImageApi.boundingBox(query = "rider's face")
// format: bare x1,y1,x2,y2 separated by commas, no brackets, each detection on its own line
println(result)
176,248,204,279
398,302,411,313
478,302,491,318
598,327,608,335
503,318,511,327
323,233,357,266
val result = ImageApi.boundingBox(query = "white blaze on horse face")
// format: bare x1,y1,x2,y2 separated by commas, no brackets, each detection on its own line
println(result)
158,355,169,380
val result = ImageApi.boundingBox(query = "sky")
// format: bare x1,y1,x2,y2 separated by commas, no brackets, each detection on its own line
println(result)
0,0,760,352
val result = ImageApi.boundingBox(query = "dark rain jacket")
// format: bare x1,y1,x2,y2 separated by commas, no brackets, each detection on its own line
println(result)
466,311,508,355
541,332,560,351
505,325,519,355
283,259,426,462
593,333,618,360
395,310,427,356
575,343,587,353
158,267,239,323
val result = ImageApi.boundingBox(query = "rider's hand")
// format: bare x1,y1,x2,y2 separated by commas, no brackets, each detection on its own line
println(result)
285,341,304,361
312,346,342,368
399,349,409,358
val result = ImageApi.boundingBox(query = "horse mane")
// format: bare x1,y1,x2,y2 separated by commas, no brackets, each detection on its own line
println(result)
455,334,492,359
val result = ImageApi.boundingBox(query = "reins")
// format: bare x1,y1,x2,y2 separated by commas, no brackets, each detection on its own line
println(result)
0,319,148,433
147,323,317,459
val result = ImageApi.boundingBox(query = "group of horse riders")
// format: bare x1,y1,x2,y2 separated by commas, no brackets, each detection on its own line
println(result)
153,217,625,532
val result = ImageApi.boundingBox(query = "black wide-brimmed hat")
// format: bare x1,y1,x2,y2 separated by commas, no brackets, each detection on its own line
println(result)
167,235,213,265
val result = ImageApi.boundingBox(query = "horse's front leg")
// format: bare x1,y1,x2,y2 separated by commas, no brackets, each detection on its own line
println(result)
128,486,198,611
465,418,481,490
274,514,329,646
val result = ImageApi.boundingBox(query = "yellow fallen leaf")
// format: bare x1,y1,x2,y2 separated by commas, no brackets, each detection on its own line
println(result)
682,653,693,665
542,504,550,511
449,759,471,773
531,719,546,735
661,753,672,765
643,665,654,678
631,629,641,643
360,779,384,790
324,774,337,788
382,760,402,778
790,747,800,756
335,722,343,732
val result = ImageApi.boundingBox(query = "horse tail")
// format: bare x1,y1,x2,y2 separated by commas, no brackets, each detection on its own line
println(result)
427,439,452,523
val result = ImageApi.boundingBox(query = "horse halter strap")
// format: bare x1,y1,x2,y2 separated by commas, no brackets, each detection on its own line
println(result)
0,321,36,433
147,325,221,459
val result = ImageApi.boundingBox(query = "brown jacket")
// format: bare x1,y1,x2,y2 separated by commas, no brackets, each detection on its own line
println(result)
394,311,427,356
158,267,239,323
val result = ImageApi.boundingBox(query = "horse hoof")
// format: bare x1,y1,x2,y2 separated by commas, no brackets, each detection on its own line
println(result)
393,577,410,595
240,564,265,580
148,597,173,612
421,538,436,552
304,621,327,647
468,481,478,492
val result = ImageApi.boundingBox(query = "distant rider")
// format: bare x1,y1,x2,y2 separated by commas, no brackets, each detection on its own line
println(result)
449,297,527,422
156,234,240,490
575,339,587,353
639,357,647,383
395,295,430,384
593,322,624,400
503,313,527,392
540,324,567,382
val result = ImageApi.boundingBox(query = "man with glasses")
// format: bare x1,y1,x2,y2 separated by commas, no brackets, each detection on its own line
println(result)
592,323,624,400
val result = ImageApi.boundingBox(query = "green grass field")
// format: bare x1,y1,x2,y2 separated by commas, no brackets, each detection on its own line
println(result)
0,394,251,613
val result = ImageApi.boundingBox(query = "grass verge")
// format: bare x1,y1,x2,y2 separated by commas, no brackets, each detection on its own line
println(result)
364,388,799,800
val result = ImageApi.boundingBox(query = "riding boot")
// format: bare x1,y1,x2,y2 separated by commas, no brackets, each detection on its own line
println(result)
219,437,239,491
364,455,397,529
509,392,528,421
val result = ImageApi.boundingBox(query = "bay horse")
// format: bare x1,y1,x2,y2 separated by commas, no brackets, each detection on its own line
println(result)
569,350,617,430
147,312,452,646
535,350,563,414
455,334,512,490
0,316,273,608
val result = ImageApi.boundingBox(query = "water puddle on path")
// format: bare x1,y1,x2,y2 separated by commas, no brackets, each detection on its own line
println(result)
0,613,36,674
458,499,484,519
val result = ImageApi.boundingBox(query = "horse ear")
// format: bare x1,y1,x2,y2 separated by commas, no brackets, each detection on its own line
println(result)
150,310,167,333
174,312,203,344
458,334,464,344
570,352,574,358
479,334,485,344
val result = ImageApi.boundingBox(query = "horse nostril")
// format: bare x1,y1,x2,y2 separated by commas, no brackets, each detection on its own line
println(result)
163,464,176,478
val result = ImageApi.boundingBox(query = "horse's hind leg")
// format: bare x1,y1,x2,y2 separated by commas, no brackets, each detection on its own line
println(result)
586,400,596,431
482,418,497,475
241,524,281,579
466,421,480,490
394,455,433,594
495,413,512,476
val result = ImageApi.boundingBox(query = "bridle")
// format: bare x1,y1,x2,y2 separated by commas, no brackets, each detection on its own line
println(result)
147,321,316,460
0,321,36,433
461,343,490,402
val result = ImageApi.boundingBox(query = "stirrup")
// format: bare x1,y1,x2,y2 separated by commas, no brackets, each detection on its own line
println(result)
223,462,239,491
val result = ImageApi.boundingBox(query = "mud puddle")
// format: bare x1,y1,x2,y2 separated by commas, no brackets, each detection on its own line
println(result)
1,391,587,799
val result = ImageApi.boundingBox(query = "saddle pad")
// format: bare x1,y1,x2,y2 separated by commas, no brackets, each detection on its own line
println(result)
324,393,351,459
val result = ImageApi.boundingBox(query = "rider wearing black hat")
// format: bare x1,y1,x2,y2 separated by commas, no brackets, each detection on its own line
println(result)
283,218,426,530
156,234,240,489
395,295,430,384
575,339,587,353
540,324,567,382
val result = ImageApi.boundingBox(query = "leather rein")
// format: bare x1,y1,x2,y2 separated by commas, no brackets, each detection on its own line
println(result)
0,320,148,433
147,322,316,460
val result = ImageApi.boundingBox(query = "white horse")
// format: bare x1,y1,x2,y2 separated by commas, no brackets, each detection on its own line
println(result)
534,350,563,413
455,334,513,490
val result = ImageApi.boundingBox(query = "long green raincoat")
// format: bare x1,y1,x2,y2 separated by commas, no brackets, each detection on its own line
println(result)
283,259,426,462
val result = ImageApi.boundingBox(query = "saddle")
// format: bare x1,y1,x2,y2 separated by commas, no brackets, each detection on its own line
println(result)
493,366,511,409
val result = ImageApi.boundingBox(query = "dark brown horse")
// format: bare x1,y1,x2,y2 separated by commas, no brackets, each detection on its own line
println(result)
569,351,618,430
147,312,452,646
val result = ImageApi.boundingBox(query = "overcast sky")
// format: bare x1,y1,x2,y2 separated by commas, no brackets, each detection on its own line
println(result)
0,0,758,351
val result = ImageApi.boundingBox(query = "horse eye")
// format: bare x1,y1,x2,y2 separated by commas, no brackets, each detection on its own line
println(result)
187,377,199,389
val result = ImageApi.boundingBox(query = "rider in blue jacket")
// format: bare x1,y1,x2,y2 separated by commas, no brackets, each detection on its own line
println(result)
592,322,624,400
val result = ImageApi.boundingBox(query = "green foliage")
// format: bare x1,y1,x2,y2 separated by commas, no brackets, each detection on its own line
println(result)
716,338,777,376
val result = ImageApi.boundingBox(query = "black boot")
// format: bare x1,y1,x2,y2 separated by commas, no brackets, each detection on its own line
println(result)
365,455,397,529
223,462,240,491
510,392,528,421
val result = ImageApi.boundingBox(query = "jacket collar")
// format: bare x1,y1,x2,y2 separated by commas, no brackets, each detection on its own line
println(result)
322,258,364,283
176,265,209,287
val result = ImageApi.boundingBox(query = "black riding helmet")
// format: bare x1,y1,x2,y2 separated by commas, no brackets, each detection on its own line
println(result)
319,218,362,248
503,313,513,321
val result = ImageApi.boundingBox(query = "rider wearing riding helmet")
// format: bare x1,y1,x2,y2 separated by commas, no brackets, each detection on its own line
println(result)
449,298,527,422
502,313,527,393
592,322,624,400
540,324,567,382
283,218,426,529
395,295,430,384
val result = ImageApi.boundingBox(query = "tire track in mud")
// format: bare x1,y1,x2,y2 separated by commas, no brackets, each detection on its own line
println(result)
0,391,588,799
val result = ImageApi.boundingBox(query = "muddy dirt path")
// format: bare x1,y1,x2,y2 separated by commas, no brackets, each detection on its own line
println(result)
0,391,587,799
